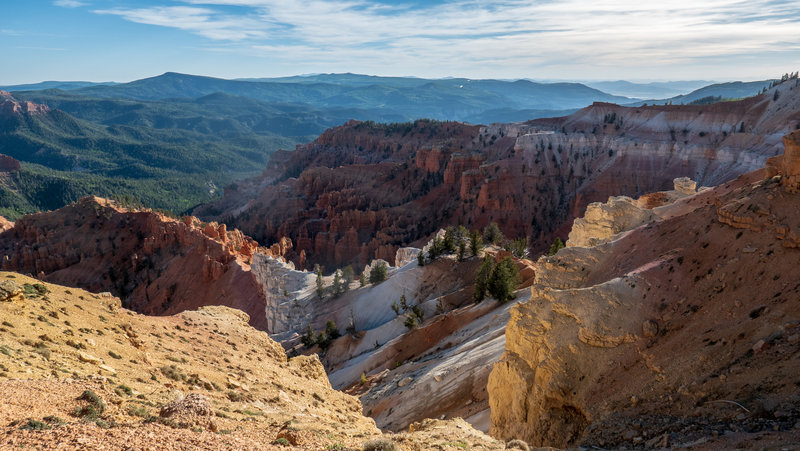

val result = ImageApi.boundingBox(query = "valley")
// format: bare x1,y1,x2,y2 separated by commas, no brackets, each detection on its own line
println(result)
0,74,798,449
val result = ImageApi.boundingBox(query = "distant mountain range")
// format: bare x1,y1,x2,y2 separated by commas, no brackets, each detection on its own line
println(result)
0,81,118,91
583,80,714,99
631,80,774,105
0,72,779,219
52,72,629,123
3,73,776,123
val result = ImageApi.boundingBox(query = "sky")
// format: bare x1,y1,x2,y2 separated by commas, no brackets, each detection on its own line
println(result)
2,0,799,85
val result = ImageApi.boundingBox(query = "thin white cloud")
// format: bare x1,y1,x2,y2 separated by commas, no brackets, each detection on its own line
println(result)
94,6,268,40
15,46,67,51
54,0,87,7
92,0,800,79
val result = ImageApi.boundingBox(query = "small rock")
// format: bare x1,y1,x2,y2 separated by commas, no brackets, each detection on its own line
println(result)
98,364,116,375
276,430,301,446
78,352,102,364
742,247,758,253
397,377,413,387
160,393,212,418
642,320,659,338
0,280,23,302
208,420,218,433
752,340,768,353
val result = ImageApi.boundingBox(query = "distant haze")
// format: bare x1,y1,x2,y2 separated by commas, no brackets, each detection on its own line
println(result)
2,1,799,84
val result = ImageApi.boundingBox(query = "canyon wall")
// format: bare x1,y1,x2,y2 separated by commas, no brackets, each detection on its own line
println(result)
488,132,800,447
0,196,286,330
197,83,800,269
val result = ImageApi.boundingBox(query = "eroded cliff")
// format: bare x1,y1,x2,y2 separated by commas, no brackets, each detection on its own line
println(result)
197,82,800,270
488,131,800,448
0,197,286,330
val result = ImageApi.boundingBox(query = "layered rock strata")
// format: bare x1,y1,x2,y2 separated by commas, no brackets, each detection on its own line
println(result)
198,84,800,269
0,196,289,330
488,132,800,447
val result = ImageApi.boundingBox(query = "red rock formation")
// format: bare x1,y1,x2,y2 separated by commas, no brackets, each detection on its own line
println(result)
0,154,20,172
196,85,800,269
0,196,285,331
0,91,50,116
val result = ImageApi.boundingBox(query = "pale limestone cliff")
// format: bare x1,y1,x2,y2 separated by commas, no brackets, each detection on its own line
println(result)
566,196,655,248
566,177,700,248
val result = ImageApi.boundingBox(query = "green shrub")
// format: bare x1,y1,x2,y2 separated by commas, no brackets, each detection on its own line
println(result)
74,390,105,421
115,384,133,396
127,405,151,418
19,419,52,431
369,262,388,284
160,364,186,381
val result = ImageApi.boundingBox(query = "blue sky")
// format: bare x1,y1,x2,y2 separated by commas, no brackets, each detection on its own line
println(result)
2,0,799,84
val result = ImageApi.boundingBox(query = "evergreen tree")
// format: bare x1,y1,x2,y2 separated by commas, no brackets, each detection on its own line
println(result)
428,236,442,260
399,294,408,311
342,266,354,291
325,320,341,340
442,227,457,254
548,237,565,255
332,270,343,298
457,240,466,261
483,222,504,246
488,257,519,303
469,229,483,257
301,324,315,347
411,304,424,322
316,331,329,349
417,252,425,267
359,272,367,287
315,264,324,298
404,314,418,330
473,256,496,302
506,237,530,259
369,262,388,284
